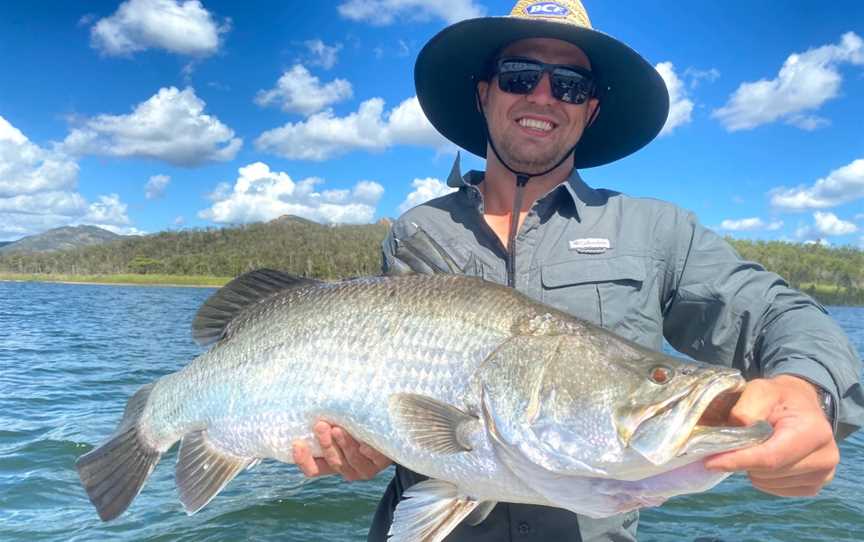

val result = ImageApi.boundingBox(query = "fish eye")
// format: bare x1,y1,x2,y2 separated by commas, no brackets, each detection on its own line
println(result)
649,365,674,385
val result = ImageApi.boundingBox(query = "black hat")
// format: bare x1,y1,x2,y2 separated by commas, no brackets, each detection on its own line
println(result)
415,0,670,168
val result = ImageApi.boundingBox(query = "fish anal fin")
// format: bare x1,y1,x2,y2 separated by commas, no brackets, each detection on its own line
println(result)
465,500,497,526
388,479,478,542
389,393,478,455
192,269,321,346
175,430,254,514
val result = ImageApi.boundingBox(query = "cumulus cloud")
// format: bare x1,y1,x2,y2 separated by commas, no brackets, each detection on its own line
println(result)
256,96,449,160
719,217,784,232
305,39,342,69
338,0,485,25
769,158,864,210
713,32,864,131
90,0,229,57
813,211,858,235
0,117,139,240
398,177,456,213
145,174,171,199
655,62,693,136
62,87,241,167
0,115,79,198
684,67,720,88
255,65,353,116
198,162,384,225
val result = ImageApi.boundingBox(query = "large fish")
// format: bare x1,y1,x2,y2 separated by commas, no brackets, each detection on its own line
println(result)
76,270,771,541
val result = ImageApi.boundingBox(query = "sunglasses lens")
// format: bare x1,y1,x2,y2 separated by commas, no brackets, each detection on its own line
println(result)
495,58,594,104
550,68,593,104
497,60,543,95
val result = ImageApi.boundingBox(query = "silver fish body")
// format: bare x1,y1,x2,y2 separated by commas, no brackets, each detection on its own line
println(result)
77,271,771,541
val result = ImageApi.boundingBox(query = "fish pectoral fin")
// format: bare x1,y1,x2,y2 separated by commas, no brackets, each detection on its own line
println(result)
389,393,478,454
388,479,479,542
175,430,255,515
465,500,497,526
192,269,322,346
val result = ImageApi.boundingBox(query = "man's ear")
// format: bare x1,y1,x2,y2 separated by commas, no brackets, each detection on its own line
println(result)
475,81,489,113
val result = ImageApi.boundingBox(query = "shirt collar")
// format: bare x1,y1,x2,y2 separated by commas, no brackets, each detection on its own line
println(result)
445,152,601,222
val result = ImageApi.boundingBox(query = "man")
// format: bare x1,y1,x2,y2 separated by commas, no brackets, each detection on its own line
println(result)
293,1,864,540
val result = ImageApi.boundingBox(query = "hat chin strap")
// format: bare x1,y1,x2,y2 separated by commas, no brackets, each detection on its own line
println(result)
475,86,581,288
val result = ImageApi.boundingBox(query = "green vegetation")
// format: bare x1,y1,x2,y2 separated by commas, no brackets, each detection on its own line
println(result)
0,218,861,305
729,239,864,306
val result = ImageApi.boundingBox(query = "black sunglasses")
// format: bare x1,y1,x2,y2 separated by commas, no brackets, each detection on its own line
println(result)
492,57,596,105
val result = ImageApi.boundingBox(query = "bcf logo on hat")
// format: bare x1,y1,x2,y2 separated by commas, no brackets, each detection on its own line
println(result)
524,2,570,17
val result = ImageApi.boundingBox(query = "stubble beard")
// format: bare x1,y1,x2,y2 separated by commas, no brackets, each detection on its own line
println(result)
491,125,573,175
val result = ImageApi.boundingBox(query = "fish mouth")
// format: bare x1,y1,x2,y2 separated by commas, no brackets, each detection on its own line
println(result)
628,373,770,466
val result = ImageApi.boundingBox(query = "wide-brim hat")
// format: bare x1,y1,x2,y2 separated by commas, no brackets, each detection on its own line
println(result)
415,0,669,169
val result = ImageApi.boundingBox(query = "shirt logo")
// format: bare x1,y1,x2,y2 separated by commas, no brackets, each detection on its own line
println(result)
569,238,611,254
524,2,570,17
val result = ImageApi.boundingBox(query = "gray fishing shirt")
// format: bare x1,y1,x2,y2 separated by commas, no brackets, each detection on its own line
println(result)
370,162,864,542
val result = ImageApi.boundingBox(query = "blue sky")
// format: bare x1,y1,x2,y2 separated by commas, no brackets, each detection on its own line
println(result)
1,0,862,247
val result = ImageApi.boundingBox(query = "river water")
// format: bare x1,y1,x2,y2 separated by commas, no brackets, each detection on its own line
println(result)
1,281,861,541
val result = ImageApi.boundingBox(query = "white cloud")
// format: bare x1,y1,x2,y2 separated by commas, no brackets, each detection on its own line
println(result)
813,211,858,235
62,87,241,167
0,116,79,198
398,177,456,213
90,0,229,57
305,39,341,69
718,217,783,232
255,65,353,116
0,117,139,241
256,95,449,160
198,162,384,225
145,174,171,199
338,0,485,25
684,67,720,88
655,62,693,136
713,32,864,131
769,158,864,210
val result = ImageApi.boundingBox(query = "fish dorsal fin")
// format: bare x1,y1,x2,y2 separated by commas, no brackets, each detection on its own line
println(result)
388,479,479,542
388,224,461,276
175,430,254,514
192,269,321,346
389,393,479,455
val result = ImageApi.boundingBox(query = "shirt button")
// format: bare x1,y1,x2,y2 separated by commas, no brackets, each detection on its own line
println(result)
518,521,531,535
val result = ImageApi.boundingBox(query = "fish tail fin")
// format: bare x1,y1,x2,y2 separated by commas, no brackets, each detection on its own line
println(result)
76,383,162,521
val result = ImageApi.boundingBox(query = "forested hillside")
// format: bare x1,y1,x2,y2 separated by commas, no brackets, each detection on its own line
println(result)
0,218,861,305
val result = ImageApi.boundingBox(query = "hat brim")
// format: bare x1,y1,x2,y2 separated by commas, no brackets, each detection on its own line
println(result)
415,17,669,168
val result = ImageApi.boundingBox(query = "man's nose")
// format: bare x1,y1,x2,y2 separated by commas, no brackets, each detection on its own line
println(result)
526,72,556,105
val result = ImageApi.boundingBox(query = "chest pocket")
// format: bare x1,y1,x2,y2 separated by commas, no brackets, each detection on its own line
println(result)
540,255,647,332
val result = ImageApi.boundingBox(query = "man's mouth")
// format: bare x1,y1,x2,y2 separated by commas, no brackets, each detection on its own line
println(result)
517,116,556,133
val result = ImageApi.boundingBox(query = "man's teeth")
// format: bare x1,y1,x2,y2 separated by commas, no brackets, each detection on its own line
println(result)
518,118,553,132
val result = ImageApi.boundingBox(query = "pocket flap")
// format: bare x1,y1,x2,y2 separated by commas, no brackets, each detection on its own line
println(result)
541,255,646,289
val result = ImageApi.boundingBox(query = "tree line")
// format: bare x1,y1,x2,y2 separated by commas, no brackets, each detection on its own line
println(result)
1,219,862,305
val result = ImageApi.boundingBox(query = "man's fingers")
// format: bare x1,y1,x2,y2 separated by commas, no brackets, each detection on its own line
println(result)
751,481,823,498
744,442,839,479
726,379,778,426
750,468,835,490
359,444,393,470
292,442,337,477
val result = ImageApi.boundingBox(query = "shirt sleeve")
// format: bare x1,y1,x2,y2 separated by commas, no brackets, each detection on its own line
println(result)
662,210,864,440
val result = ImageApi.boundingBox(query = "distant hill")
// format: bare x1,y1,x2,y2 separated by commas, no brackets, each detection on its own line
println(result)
0,242,12,249
0,225,122,254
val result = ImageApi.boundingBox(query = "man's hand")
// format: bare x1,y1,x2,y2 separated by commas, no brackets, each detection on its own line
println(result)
704,375,839,497
292,421,393,482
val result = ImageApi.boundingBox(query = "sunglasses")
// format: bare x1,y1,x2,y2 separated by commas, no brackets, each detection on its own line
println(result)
492,57,596,105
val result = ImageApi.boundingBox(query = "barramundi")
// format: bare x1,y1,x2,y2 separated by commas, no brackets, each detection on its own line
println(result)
76,270,771,541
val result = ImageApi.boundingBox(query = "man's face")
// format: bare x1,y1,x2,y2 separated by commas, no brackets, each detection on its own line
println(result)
477,38,599,174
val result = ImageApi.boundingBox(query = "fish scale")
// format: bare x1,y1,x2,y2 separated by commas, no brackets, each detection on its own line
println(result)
76,271,771,541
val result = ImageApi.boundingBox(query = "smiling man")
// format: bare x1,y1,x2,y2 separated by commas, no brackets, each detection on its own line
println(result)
293,1,864,541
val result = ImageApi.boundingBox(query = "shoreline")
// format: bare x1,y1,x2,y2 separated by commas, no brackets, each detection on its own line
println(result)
0,273,229,288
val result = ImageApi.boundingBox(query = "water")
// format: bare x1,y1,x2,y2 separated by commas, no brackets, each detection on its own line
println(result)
1,281,861,541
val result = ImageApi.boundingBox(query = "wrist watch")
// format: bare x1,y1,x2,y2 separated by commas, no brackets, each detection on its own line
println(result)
816,386,836,428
